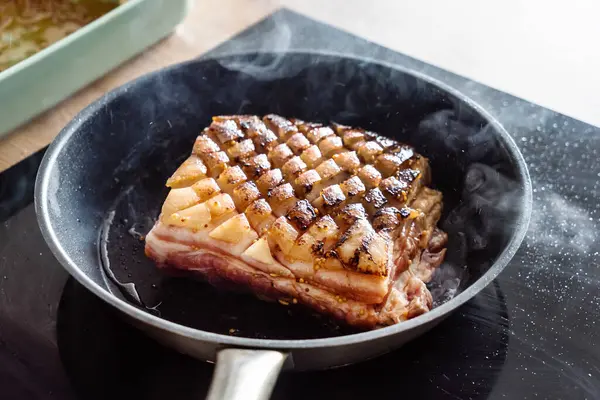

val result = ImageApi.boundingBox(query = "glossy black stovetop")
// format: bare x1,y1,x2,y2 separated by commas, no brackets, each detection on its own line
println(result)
1,9,599,400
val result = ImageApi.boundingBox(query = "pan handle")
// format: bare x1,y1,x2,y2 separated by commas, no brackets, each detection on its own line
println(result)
206,348,288,400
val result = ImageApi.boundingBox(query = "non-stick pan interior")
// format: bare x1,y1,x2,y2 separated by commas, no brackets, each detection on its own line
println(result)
44,52,527,339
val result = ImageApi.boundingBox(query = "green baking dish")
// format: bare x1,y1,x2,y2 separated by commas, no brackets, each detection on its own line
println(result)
0,0,190,139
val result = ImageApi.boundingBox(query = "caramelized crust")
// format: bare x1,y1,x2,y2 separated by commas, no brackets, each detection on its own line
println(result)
239,153,271,179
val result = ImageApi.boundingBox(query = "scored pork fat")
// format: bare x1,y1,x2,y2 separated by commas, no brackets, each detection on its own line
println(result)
145,115,447,329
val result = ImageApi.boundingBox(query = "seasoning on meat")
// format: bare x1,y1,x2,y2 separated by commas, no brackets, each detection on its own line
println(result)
145,115,448,329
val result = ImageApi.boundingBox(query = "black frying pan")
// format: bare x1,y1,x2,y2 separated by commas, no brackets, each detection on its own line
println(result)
35,51,532,400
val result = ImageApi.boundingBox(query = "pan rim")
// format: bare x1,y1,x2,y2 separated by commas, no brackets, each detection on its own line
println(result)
35,49,533,350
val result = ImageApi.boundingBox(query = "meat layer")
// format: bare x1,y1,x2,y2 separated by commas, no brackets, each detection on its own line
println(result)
145,115,447,329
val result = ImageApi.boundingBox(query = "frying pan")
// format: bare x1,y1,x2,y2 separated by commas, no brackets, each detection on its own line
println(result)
35,51,532,399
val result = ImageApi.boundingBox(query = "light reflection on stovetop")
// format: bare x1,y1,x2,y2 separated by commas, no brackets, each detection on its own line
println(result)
57,277,508,400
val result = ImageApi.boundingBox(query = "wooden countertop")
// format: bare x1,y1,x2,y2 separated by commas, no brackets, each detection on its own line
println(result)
0,0,279,172
1,0,599,172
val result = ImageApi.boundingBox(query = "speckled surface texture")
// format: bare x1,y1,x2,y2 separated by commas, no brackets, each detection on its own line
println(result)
0,9,598,400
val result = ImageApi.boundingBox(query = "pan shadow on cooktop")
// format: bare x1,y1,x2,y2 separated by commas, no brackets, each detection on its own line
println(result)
57,278,509,400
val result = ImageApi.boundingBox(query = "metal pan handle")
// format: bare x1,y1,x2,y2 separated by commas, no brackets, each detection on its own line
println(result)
206,349,288,400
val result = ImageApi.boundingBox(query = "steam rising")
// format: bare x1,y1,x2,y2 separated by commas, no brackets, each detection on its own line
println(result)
123,7,599,310
107,4,595,332
215,14,292,80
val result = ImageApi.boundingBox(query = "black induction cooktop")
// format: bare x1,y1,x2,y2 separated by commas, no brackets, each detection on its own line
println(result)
1,9,599,400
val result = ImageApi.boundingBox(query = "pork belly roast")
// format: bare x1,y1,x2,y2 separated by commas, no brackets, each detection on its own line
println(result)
145,115,447,329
